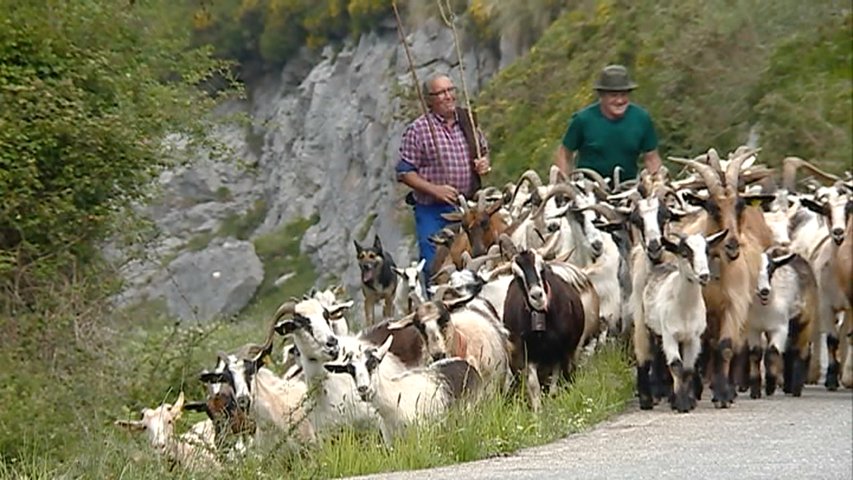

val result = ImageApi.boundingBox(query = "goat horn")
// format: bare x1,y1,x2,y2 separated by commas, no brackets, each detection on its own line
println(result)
705,148,723,173
508,170,544,210
571,168,609,192
466,252,502,273
549,164,567,185
456,194,470,216
482,263,512,281
429,263,457,282
724,146,761,192
580,203,623,222
273,301,296,323
782,156,839,192
668,156,725,199
432,285,452,301
530,184,579,220
535,231,562,261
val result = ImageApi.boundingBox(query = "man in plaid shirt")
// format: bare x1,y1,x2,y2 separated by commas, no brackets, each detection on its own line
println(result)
396,73,491,273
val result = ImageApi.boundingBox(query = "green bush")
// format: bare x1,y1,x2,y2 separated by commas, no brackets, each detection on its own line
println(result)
0,0,234,295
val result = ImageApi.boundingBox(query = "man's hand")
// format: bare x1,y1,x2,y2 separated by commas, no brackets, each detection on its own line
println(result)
474,156,491,175
431,184,460,205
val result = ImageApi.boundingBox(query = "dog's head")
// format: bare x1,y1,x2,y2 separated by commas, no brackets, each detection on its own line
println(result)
354,235,385,284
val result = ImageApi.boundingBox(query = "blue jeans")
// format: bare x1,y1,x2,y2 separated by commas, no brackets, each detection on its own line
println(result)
414,203,456,272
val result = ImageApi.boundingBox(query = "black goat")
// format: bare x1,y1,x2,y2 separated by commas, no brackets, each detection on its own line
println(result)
503,249,586,411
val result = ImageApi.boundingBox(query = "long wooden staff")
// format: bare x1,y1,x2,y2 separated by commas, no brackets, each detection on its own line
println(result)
391,0,444,168
436,0,482,160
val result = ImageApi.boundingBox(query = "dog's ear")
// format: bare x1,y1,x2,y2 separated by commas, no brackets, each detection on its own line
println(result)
373,234,383,252
353,239,363,254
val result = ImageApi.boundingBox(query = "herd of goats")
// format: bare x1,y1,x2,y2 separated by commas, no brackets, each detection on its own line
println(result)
115,146,853,472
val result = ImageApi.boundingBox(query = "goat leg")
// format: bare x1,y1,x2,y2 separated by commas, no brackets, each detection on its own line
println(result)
748,345,763,399
825,333,841,391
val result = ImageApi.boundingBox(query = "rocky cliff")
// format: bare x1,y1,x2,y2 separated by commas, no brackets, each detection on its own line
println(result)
115,18,510,324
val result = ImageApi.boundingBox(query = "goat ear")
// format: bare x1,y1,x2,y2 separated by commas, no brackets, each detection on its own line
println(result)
323,363,350,375
387,313,414,330
682,191,707,208
706,229,729,247
416,258,426,271
741,194,776,209
800,197,824,215
770,252,796,269
593,220,623,233
661,236,680,253
182,402,209,414
392,267,405,277
327,301,353,318
199,371,227,384
668,207,688,221
114,419,145,431
353,240,363,254
274,319,298,335
440,212,464,222
373,234,383,252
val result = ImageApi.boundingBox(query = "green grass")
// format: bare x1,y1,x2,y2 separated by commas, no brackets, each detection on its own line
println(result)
5,343,632,479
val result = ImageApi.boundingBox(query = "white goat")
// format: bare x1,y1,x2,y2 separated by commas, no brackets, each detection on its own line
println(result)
747,248,818,398
324,337,481,447
115,392,219,472
271,298,407,435
636,230,727,413
393,259,429,313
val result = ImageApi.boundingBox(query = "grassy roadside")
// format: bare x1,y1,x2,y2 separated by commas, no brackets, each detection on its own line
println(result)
3,342,633,479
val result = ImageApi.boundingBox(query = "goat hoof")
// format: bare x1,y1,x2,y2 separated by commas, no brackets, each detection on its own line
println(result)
671,393,693,413
825,362,840,391
639,395,654,410
765,379,777,397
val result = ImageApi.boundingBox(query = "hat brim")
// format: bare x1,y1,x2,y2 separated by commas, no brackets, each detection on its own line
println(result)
593,82,638,92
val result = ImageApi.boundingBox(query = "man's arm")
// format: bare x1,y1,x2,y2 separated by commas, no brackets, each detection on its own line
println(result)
554,145,575,176
642,149,662,174
399,171,458,205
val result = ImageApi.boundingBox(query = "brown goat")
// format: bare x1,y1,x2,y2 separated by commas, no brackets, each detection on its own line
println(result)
673,147,775,408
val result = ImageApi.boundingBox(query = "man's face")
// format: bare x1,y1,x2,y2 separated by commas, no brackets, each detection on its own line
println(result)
427,76,457,118
599,90,630,119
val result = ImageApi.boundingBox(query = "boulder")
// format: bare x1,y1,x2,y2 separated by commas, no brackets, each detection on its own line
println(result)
152,239,264,323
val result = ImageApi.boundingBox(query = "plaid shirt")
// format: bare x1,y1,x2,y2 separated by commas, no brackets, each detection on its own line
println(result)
397,111,488,205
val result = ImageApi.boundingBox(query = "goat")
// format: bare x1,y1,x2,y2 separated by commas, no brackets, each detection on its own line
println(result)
748,247,818,398
115,392,219,472
324,336,481,447
671,147,775,408
393,259,429,314
503,247,587,411
439,194,509,271
183,383,256,457
801,182,853,389
387,293,511,392
199,349,316,447
636,230,727,412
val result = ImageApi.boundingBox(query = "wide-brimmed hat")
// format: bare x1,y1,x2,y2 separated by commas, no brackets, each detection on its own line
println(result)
593,65,637,92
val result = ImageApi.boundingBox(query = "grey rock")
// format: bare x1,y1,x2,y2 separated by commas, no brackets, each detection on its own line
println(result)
113,16,523,324
151,239,264,323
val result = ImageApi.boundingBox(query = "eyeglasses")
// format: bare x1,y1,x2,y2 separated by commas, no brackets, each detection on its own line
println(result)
428,86,456,97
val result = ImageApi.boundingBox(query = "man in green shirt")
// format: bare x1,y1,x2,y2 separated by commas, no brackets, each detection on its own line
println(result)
554,65,662,182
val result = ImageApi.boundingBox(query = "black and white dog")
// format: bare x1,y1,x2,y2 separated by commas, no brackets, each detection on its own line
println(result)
354,234,398,327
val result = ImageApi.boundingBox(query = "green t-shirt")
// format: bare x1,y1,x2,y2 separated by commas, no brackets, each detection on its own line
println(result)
561,102,658,180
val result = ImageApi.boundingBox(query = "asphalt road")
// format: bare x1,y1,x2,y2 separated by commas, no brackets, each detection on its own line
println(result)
349,386,852,480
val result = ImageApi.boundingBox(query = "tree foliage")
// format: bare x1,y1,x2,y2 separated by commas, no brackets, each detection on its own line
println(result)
0,0,233,296
477,0,852,183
